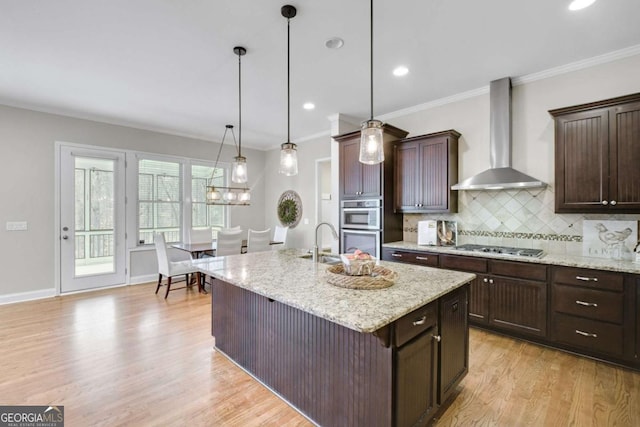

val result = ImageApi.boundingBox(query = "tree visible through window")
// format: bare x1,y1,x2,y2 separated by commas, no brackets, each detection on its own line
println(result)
138,159,181,244
192,164,226,238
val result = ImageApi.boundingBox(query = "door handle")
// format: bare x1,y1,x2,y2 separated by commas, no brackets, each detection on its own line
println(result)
62,235,69,240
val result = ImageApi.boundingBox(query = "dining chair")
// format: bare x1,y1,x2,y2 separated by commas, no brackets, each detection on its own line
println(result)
273,225,289,248
215,229,244,257
247,228,271,253
154,232,200,299
189,227,214,258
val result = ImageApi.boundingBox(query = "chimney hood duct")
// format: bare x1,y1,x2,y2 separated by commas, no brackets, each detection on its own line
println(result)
451,77,546,190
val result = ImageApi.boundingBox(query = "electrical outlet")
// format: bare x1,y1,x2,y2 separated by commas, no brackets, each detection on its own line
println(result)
6,221,28,231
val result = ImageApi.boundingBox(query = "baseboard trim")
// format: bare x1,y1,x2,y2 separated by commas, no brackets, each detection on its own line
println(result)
129,274,158,285
0,288,57,306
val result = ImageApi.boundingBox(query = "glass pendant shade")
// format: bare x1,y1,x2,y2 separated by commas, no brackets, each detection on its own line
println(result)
231,155,248,183
279,142,298,176
359,119,384,164
206,187,222,201
238,190,251,202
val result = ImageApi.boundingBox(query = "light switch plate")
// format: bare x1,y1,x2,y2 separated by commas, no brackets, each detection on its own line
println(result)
6,221,28,231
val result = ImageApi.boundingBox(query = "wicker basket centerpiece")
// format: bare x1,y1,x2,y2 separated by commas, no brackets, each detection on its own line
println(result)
340,250,376,276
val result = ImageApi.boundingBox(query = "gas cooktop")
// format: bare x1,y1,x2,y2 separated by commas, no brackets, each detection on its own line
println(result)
454,244,544,258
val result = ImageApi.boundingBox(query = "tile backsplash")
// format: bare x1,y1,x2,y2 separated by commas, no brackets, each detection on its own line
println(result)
403,187,640,256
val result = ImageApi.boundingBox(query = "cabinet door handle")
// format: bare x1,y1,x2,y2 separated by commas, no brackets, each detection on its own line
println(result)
610,200,617,206
601,200,608,205
412,316,427,326
391,253,403,258
576,276,598,282
575,300,598,307
575,329,598,338
489,279,494,284
483,278,488,283
432,335,442,342
415,256,429,261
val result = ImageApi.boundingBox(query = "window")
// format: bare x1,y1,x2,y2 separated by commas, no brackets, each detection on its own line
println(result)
192,164,226,237
138,159,182,244
74,158,115,260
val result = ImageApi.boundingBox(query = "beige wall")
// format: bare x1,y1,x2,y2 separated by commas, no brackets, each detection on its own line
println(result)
0,105,266,300
263,135,333,251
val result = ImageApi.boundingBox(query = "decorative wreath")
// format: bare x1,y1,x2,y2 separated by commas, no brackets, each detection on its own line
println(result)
277,190,302,228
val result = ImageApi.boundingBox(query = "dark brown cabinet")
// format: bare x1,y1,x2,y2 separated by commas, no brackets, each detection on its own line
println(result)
385,246,640,370
438,285,469,406
550,93,640,213
550,266,635,360
339,136,382,199
394,304,438,427
381,247,439,268
440,255,548,338
637,278,640,362
394,130,459,213
336,125,408,200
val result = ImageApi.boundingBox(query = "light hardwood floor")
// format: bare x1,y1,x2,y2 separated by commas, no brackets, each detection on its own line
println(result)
0,283,638,426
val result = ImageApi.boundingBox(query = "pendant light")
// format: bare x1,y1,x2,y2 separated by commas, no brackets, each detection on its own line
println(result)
231,46,248,184
279,4,298,176
359,0,385,165
205,46,251,206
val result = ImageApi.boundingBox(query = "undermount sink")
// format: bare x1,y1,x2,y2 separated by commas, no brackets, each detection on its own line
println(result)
299,253,342,265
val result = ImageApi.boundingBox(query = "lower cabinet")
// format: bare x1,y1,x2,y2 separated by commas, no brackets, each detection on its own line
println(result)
386,247,640,370
382,247,439,267
637,279,640,362
392,285,469,427
395,324,438,427
550,266,635,361
438,285,469,405
440,255,548,338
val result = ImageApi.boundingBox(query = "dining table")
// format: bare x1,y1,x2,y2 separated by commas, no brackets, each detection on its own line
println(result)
171,240,284,259
171,240,284,292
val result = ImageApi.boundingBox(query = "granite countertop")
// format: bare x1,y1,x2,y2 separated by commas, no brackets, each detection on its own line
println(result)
194,248,475,334
383,241,640,275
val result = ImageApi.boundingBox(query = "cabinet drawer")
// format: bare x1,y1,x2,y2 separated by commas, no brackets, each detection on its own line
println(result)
440,255,488,273
490,260,547,282
552,313,623,357
552,284,623,324
394,302,437,348
553,267,623,291
386,249,439,267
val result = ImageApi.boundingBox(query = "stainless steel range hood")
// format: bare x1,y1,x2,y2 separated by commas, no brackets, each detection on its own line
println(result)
451,77,546,190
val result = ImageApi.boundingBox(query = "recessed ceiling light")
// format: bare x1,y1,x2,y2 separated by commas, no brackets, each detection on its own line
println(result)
325,37,344,49
303,102,315,110
568,0,596,11
393,66,409,77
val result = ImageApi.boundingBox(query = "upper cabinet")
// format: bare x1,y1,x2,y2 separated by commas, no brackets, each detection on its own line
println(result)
550,93,640,213
394,130,460,213
335,125,408,200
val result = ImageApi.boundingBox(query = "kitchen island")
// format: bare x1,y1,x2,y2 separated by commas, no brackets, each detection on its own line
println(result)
196,249,475,427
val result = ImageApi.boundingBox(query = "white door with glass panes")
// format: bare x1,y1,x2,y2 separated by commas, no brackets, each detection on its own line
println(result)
59,146,126,292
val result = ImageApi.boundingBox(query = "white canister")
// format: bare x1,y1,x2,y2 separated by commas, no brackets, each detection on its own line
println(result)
417,220,438,246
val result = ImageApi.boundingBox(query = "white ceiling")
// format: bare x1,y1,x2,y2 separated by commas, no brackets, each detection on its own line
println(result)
1,0,640,150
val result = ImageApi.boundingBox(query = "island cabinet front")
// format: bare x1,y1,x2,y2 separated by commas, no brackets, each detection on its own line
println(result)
211,277,470,427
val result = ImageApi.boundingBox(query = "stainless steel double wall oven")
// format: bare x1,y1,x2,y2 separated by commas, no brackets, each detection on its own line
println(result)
340,199,381,258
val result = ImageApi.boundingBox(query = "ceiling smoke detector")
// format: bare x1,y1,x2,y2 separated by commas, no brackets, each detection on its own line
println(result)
325,37,344,49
